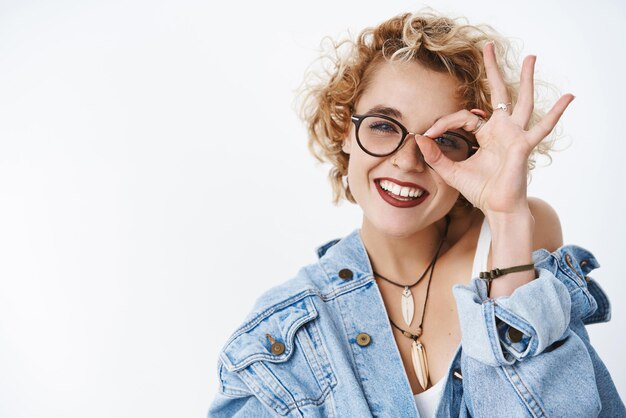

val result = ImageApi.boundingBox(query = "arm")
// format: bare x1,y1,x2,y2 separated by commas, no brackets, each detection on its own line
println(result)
452,243,612,417
453,198,572,365
487,196,562,298
452,200,625,416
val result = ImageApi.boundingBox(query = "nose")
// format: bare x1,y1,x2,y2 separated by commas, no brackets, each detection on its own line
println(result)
391,132,428,172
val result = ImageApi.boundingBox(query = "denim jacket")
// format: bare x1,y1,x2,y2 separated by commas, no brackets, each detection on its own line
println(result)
208,229,625,417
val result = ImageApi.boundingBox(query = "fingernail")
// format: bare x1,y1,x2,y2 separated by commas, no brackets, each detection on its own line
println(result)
470,108,487,117
423,129,433,137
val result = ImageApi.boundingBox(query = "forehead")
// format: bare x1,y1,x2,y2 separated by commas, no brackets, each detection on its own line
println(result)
356,60,463,126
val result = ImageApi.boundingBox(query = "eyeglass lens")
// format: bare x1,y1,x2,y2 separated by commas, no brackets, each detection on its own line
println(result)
357,115,471,161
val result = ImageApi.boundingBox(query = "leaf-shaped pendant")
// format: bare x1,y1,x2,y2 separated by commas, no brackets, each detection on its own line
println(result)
411,339,430,390
401,286,414,326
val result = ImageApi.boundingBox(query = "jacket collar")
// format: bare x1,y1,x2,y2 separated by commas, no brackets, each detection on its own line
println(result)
315,229,376,297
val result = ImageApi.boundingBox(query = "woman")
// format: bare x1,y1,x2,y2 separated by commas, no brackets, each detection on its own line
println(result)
208,11,624,417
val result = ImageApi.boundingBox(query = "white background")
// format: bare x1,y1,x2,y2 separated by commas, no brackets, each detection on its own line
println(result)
0,1,624,417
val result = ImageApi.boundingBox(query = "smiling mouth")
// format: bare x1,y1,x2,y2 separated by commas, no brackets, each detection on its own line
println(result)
374,178,430,208
377,179,426,200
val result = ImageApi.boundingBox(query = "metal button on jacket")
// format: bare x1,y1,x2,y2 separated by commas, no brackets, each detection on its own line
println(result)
266,333,285,355
508,327,523,343
338,268,353,280
356,333,371,346
271,342,285,355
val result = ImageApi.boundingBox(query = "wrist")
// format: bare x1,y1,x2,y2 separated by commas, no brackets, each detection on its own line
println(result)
485,205,534,226
484,209,536,298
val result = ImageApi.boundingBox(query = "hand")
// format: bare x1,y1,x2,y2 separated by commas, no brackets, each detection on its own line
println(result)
415,42,575,215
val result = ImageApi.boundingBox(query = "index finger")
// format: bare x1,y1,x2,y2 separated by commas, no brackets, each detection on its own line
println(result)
423,109,479,142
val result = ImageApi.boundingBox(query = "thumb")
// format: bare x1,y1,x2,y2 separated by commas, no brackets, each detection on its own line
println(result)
416,136,457,183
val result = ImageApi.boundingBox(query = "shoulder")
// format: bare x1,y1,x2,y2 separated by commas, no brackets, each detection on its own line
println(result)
216,260,328,376
525,198,612,325
246,229,360,315
220,228,368,354
528,196,563,252
214,233,364,414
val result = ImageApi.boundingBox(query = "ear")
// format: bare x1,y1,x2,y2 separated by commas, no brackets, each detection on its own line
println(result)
341,136,351,154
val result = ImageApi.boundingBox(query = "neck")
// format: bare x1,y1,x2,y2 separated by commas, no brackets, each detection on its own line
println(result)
360,218,447,286
360,209,477,286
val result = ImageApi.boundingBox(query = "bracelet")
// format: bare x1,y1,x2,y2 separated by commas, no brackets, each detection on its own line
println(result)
479,263,535,280
479,263,535,295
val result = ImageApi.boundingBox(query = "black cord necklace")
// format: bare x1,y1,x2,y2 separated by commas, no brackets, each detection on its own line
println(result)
373,215,450,328
372,215,450,391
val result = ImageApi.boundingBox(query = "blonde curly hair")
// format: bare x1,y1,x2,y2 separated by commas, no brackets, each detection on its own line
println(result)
298,11,558,205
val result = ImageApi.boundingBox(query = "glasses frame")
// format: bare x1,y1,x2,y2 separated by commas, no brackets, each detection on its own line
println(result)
350,113,479,159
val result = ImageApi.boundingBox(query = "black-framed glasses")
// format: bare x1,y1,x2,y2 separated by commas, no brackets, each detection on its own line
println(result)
351,114,479,161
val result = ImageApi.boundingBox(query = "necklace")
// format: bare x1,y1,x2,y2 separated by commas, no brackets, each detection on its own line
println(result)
373,215,450,328
373,215,450,390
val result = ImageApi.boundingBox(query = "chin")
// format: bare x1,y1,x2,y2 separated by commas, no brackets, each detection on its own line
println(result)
365,213,428,238
356,185,458,237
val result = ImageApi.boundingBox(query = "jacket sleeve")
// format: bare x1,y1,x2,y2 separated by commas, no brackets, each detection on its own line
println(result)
452,245,625,417
208,359,277,418
453,265,571,366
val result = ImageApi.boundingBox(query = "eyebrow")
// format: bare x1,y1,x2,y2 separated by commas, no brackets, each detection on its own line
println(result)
364,105,403,119
365,105,443,124
364,105,473,142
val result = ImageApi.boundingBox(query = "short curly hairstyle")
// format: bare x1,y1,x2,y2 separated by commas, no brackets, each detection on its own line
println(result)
298,11,558,205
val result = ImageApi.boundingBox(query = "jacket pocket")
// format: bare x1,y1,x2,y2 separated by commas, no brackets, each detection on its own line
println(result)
219,295,336,416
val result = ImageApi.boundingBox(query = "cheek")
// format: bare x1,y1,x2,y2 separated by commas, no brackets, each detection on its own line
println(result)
345,153,378,198
345,145,369,178
431,173,460,203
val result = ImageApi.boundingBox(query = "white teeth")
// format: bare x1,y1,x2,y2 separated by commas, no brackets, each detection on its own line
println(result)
379,180,424,198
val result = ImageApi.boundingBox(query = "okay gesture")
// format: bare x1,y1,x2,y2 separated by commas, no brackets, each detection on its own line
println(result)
416,41,575,215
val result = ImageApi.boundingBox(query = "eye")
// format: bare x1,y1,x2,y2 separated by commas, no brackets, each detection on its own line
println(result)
433,132,464,149
368,121,399,134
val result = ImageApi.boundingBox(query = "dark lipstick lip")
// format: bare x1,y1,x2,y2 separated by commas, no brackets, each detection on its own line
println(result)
374,179,430,208
375,177,429,192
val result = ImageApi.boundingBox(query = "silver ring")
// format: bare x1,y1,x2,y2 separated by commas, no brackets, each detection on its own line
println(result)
495,102,512,112
471,116,486,134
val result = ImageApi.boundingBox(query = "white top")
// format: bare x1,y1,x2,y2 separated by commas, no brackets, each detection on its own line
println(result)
413,376,446,418
413,216,491,417
471,216,492,278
